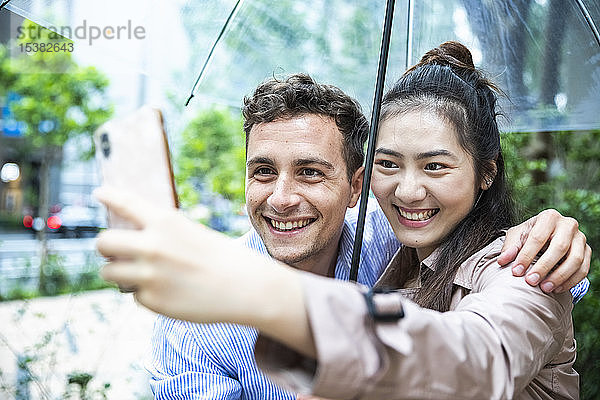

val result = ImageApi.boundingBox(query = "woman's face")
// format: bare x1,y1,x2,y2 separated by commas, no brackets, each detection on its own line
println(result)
371,109,480,261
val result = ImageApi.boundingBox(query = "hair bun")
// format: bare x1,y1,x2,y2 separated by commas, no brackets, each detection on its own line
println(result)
439,41,474,68
416,41,475,71
402,41,499,95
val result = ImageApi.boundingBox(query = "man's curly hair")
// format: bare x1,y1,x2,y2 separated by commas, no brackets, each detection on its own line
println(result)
242,73,368,180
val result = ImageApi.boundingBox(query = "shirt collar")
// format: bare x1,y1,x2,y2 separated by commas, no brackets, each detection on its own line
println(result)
334,216,355,279
421,247,472,290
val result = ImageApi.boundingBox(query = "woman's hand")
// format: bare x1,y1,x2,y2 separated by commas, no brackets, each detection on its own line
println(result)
499,209,591,293
95,186,314,354
95,186,252,323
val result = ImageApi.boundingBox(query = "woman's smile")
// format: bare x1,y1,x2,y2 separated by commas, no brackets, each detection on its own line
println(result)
395,205,440,227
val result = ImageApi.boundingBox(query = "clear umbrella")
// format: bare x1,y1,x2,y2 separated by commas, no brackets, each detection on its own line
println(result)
3,0,600,133
1,0,599,397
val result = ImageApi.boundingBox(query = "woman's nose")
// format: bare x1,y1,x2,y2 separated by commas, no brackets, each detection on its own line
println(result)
394,173,427,204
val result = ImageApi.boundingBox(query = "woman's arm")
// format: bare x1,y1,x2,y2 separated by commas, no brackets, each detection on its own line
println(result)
256,240,575,400
95,187,576,399
95,186,317,357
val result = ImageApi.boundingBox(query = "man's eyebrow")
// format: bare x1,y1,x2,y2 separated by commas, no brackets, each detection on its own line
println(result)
246,156,274,168
294,157,335,170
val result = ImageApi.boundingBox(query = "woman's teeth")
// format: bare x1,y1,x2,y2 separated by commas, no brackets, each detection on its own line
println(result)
398,208,438,221
270,219,312,231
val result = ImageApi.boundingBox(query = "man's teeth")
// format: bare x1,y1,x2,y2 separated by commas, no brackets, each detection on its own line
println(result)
398,208,437,221
270,219,311,231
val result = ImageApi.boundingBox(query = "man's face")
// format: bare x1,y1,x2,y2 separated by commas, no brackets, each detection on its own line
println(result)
245,114,362,269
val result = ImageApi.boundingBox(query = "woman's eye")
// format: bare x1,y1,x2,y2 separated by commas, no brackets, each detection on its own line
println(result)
424,162,445,171
376,160,397,168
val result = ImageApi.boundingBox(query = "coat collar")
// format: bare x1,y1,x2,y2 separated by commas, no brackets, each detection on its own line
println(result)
375,244,476,291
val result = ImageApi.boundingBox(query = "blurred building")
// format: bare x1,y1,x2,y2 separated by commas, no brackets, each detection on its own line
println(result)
0,8,63,221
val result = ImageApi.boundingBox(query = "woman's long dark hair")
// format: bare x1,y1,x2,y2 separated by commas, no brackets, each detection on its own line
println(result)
380,41,517,312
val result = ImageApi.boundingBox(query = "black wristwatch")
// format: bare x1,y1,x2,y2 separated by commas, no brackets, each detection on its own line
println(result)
363,287,405,322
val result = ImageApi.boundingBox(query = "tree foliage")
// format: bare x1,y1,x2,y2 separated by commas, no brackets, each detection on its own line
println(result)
175,107,245,208
502,130,600,400
6,20,112,151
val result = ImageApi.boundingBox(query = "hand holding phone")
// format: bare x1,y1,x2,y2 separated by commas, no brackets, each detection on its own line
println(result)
94,106,179,229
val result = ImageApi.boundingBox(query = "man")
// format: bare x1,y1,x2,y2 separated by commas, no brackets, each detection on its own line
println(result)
146,74,589,399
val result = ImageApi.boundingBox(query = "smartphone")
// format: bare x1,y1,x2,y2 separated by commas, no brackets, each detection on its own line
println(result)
94,106,179,229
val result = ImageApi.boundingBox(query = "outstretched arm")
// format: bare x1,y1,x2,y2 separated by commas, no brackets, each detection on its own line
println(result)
255,239,574,400
499,209,591,293
94,186,317,357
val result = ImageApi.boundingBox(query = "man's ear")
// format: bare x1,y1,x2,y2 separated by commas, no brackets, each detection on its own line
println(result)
480,160,498,190
348,166,364,208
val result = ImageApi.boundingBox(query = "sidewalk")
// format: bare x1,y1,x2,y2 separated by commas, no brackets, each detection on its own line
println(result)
0,289,155,399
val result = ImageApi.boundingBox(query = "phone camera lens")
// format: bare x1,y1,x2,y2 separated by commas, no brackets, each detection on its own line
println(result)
100,132,110,157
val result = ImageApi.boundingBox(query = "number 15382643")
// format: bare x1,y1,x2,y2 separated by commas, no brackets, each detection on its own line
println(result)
19,42,74,53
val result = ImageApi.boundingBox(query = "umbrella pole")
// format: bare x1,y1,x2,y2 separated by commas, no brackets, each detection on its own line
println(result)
349,0,396,282
405,0,414,70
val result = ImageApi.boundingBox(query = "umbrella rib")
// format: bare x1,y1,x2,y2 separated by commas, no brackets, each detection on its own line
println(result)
574,0,600,49
349,0,396,283
0,0,13,11
405,0,414,70
185,0,245,106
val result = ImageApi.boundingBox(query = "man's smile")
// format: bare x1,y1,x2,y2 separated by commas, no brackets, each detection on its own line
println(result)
264,217,316,232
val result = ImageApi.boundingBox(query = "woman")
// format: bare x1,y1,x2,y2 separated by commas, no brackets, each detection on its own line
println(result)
252,41,577,399
97,42,579,399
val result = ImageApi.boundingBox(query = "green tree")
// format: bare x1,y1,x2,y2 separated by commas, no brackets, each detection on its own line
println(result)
175,107,245,208
1,20,111,290
502,130,600,399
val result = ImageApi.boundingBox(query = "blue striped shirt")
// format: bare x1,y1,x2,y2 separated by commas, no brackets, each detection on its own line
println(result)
148,203,589,399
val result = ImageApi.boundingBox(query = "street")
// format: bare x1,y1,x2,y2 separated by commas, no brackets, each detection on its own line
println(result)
0,288,155,399
0,232,154,398
0,232,103,294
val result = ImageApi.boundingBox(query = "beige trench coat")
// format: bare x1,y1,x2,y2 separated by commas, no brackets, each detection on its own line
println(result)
255,237,578,400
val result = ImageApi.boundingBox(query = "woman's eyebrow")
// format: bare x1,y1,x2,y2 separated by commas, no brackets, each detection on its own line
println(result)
375,148,458,161
375,147,403,158
416,149,457,160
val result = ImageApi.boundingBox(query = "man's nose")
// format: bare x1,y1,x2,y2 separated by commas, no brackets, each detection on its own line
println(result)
394,172,427,204
266,175,302,213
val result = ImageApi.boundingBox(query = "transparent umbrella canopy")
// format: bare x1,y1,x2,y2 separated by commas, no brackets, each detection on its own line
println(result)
1,1,599,394
4,0,600,133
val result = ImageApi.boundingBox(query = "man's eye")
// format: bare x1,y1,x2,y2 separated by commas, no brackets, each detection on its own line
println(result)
255,167,274,176
375,160,397,168
424,162,445,171
301,168,322,177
